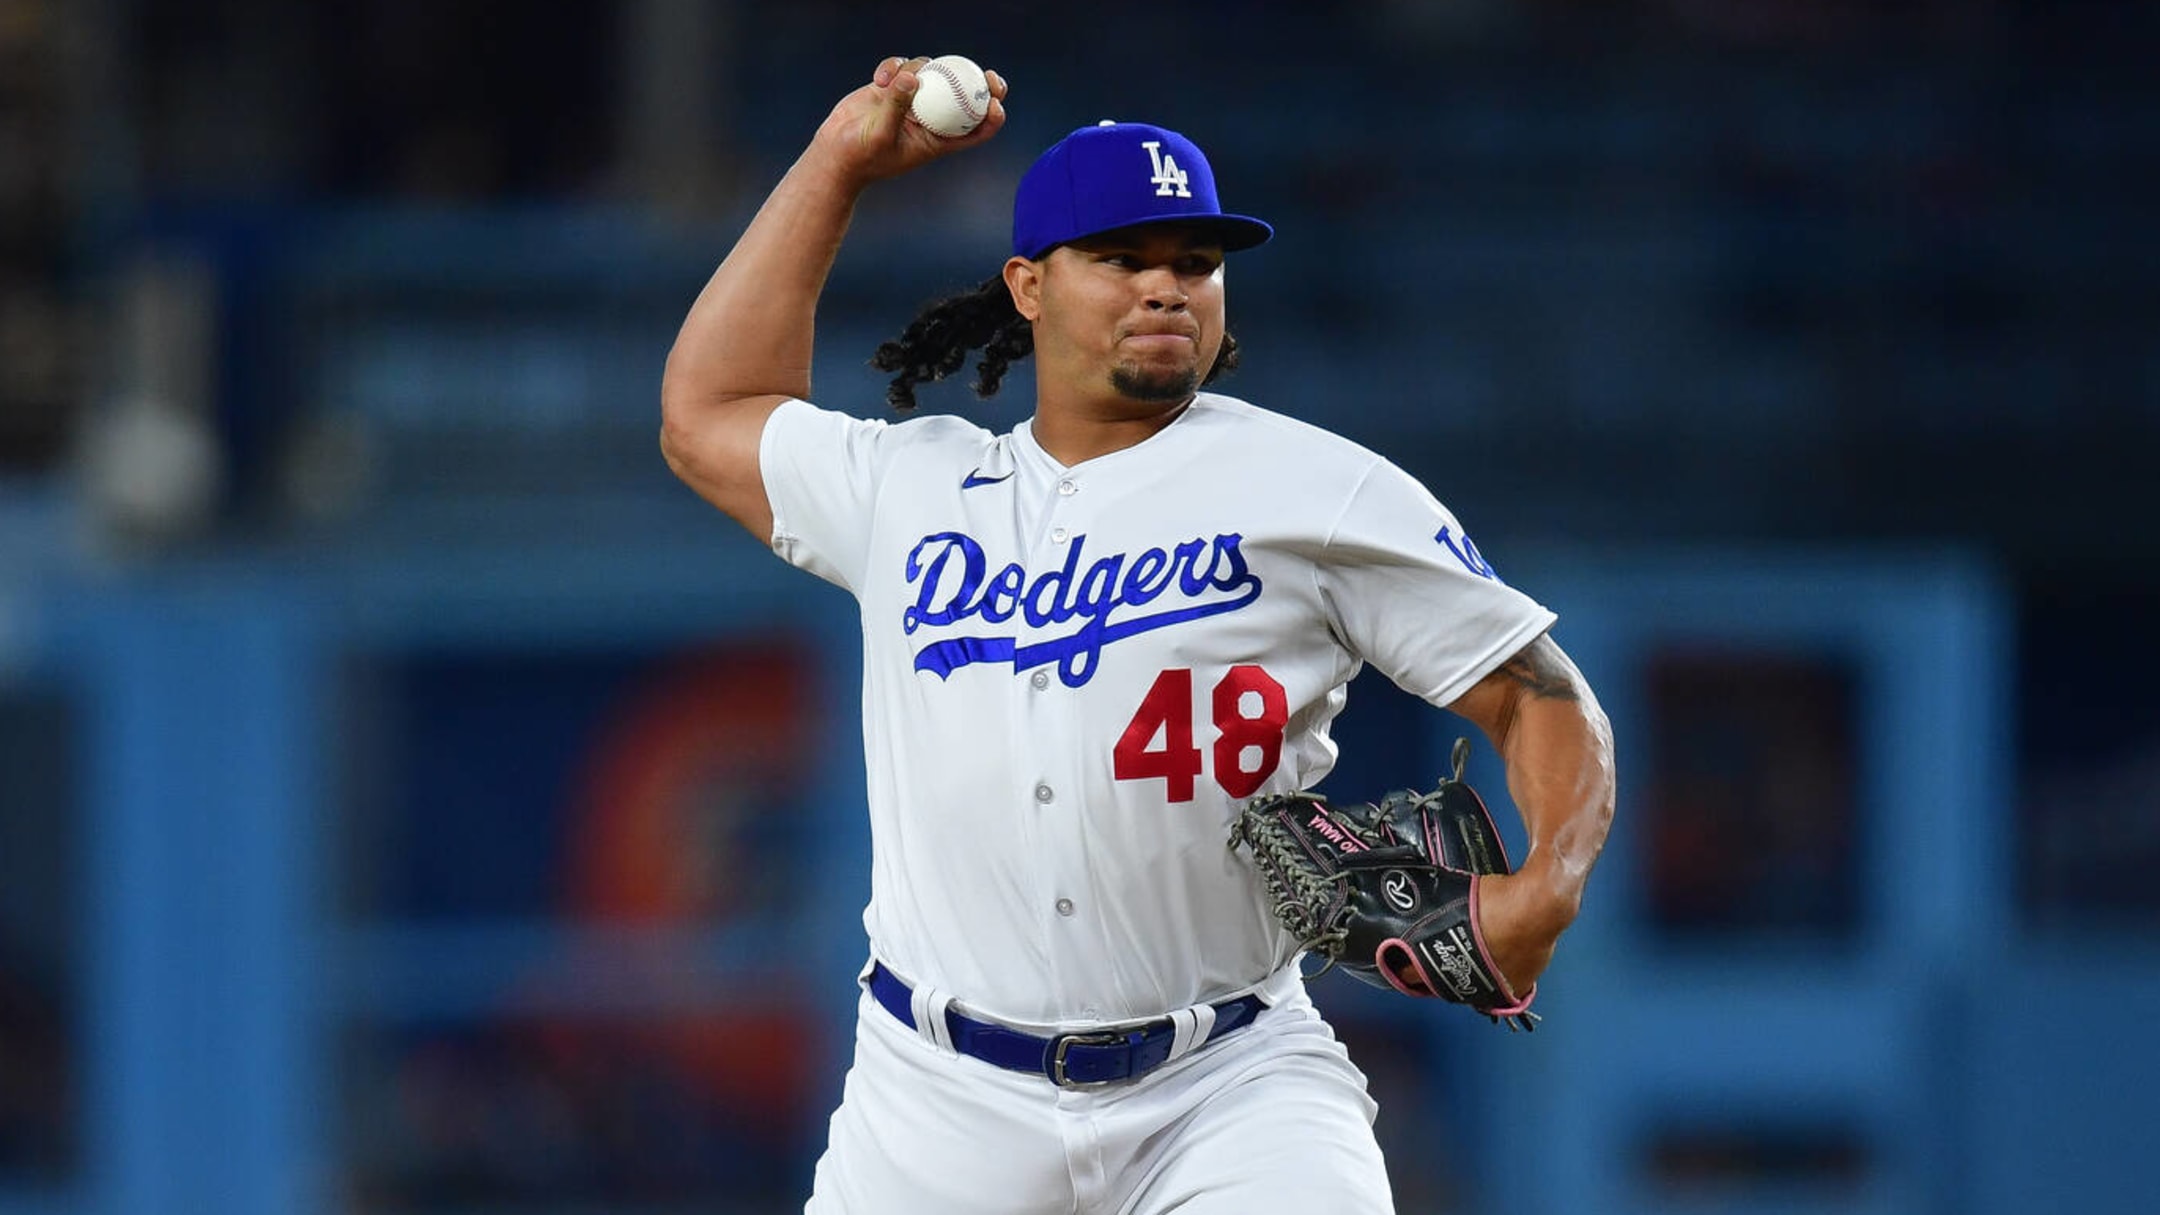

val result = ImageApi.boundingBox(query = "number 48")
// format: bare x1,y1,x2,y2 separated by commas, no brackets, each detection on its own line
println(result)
1112,665,1288,802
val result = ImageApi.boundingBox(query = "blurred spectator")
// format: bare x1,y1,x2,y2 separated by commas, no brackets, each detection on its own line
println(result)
0,0,75,470
1645,649,1859,938
0,949,73,1182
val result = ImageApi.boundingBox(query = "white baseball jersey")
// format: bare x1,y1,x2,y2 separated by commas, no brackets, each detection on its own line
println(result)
760,391,1555,1029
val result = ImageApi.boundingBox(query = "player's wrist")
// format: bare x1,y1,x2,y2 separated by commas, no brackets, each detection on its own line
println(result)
793,141,880,199
1505,853,1585,935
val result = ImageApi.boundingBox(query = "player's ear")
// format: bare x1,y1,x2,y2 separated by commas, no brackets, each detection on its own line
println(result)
1003,255,1043,322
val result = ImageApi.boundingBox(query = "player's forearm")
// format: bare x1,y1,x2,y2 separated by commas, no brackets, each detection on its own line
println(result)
662,149,865,412
1488,640,1616,928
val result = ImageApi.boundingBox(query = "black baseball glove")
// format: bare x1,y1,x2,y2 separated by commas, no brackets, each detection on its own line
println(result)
1229,738,1539,1030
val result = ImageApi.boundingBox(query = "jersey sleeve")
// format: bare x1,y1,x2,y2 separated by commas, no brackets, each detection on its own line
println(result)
1317,459,1557,708
758,397,892,592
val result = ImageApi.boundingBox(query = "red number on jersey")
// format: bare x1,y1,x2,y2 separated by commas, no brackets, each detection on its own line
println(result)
1212,664,1289,798
1112,667,1204,803
1113,665,1289,803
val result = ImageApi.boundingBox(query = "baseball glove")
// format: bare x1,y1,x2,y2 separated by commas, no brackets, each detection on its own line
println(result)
1229,738,1539,1030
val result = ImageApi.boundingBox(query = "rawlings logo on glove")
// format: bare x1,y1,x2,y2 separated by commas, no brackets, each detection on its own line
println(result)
1228,738,1540,1031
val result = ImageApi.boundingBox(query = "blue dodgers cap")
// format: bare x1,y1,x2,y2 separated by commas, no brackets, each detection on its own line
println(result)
1011,120,1273,260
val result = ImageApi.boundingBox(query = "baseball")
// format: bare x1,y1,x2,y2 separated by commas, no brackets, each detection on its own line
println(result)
910,54,990,138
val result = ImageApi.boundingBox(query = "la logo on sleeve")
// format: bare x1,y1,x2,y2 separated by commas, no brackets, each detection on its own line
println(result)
1435,526,1501,582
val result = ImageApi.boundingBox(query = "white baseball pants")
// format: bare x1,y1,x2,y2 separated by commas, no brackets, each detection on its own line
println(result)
805,984,1395,1214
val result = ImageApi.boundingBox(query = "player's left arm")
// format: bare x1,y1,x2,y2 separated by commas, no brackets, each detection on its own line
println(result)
1442,631,1617,995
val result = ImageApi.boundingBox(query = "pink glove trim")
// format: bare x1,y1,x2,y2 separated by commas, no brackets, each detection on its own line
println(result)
1467,874,1536,1014
1374,937,1437,999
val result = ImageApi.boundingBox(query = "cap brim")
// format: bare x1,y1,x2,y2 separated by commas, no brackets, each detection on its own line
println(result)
1028,213,1274,259
1208,214,1274,251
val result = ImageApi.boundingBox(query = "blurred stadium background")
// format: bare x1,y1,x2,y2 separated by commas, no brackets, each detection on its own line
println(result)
2,1,2157,1213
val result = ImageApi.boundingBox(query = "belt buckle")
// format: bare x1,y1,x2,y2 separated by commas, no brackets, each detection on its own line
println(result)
1049,1030,1129,1088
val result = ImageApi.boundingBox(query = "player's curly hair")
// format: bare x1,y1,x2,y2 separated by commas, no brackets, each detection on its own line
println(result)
870,273,1241,413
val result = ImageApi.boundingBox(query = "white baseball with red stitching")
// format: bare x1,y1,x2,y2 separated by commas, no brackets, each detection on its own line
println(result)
910,54,989,137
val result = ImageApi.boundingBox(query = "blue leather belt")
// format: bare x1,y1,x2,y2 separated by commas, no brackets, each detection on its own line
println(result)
868,962,1267,1088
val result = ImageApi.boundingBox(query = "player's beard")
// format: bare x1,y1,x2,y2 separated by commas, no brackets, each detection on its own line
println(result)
1109,362,1200,404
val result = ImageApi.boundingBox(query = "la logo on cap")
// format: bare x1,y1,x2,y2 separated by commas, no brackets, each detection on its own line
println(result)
1143,141,1193,199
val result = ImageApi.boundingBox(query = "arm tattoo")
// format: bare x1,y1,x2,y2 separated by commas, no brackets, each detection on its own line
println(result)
1498,635,1579,703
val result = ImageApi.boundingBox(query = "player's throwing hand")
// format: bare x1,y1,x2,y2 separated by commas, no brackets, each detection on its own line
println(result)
813,56,1008,187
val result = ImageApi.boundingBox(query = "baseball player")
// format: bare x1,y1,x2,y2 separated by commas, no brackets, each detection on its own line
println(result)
660,58,1617,1214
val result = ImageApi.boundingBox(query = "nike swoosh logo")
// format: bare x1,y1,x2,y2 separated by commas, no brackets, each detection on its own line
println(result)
961,470,1014,490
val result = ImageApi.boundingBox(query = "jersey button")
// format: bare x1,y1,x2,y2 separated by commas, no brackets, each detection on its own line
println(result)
1030,670,1050,690
1057,479,1077,496
1055,898,1075,917
1050,526,1068,543
1034,783,1054,804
